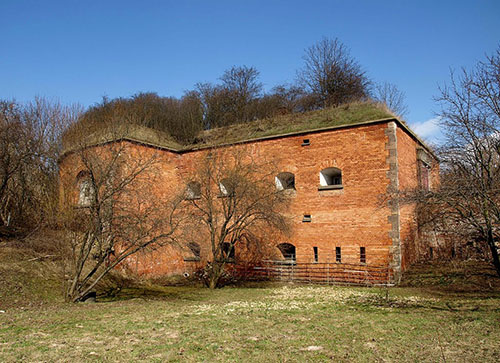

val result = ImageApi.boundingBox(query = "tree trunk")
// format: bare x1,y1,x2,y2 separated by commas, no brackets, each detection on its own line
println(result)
487,229,500,277
208,262,223,289
209,276,218,289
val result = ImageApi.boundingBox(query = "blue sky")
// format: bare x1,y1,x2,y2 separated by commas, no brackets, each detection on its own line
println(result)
1,0,499,143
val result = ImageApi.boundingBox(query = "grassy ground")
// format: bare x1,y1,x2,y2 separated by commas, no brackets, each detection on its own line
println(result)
1,242,499,362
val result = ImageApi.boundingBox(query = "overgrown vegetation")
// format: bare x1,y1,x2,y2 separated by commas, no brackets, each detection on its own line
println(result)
181,149,291,288
63,37,403,147
403,45,500,277
194,101,394,148
59,126,187,302
0,98,80,232
0,240,499,361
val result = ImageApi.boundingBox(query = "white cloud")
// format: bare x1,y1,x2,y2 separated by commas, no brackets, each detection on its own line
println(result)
411,117,444,144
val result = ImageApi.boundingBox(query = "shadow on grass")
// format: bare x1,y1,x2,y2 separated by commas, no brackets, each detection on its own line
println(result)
96,279,284,303
400,260,500,299
97,285,206,303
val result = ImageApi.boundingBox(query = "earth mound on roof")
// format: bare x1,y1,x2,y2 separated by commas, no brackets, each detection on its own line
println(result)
62,101,395,153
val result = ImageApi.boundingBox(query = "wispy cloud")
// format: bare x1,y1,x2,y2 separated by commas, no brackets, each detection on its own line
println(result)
411,117,444,145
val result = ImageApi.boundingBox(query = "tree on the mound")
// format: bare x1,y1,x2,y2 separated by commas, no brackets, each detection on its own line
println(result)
60,122,184,302
298,37,370,108
181,149,291,288
373,82,409,119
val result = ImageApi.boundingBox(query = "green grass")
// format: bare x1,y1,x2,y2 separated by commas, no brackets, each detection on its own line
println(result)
1,242,499,362
1,283,499,362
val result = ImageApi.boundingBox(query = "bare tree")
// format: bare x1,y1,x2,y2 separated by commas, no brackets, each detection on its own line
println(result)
194,82,236,129
427,46,500,275
181,148,291,288
194,66,264,128
79,92,204,144
298,37,370,108
60,123,184,302
0,98,80,231
220,65,263,104
373,82,409,118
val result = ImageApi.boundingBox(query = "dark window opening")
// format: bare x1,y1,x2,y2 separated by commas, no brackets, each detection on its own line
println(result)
188,242,201,259
302,214,312,222
429,247,433,259
336,247,341,263
219,179,234,196
77,171,94,207
313,246,318,262
360,247,366,264
222,242,235,260
418,161,431,191
302,139,310,146
275,172,295,191
277,243,296,263
186,181,201,200
451,247,456,259
185,242,201,262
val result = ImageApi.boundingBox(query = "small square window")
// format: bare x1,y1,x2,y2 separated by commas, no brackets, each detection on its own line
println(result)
335,247,341,263
301,139,310,146
302,214,312,222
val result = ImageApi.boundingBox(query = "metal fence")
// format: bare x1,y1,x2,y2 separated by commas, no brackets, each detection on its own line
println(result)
235,260,393,286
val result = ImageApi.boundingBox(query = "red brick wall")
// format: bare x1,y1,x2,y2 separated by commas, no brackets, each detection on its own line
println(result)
396,127,419,270
60,121,433,281
146,123,393,276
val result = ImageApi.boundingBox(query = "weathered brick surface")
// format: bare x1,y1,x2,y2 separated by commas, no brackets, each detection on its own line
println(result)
60,120,436,283
396,127,419,270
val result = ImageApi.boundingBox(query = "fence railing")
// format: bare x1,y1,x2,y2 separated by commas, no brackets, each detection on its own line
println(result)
235,260,393,286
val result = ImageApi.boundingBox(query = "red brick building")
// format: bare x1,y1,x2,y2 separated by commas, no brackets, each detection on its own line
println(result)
60,104,437,285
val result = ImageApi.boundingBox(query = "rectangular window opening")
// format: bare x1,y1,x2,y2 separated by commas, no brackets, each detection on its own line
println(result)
335,247,341,263
360,247,366,264
313,246,318,263
302,214,312,222
222,242,235,261
418,161,431,191
301,139,310,146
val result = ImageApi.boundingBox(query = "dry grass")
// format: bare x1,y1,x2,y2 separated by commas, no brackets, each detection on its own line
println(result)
192,101,394,148
1,242,499,362
62,101,395,154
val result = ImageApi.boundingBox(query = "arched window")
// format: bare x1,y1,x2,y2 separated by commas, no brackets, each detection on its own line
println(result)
188,242,201,259
186,181,201,199
277,243,296,263
184,242,201,262
275,172,295,191
319,167,342,187
219,178,234,196
222,242,235,260
77,171,94,207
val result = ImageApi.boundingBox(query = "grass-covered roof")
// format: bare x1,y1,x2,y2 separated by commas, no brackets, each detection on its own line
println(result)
62,101,404,155
193,101,395,148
